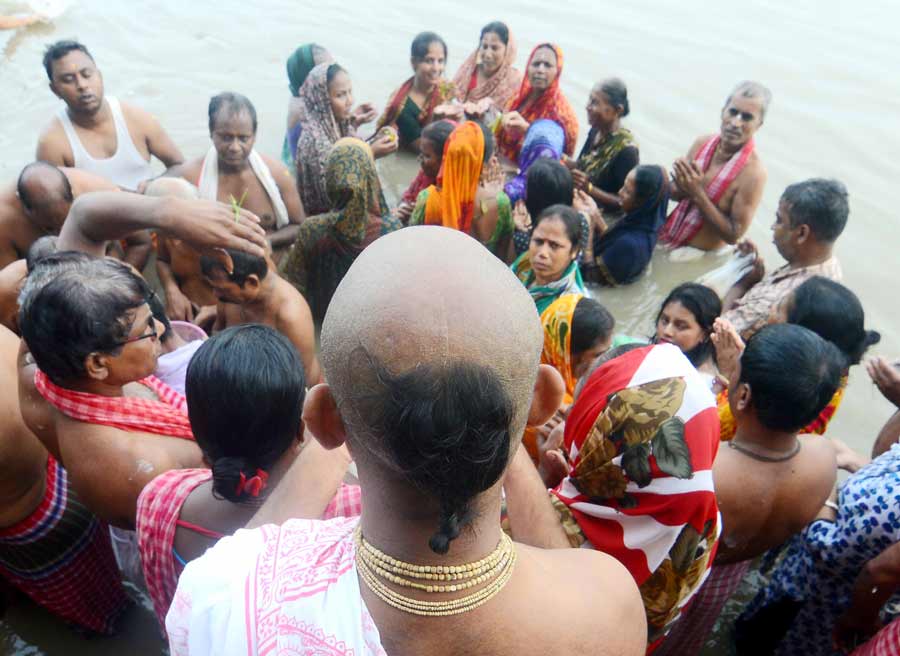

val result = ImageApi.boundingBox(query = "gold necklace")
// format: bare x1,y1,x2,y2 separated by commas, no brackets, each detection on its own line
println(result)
354,527,516,616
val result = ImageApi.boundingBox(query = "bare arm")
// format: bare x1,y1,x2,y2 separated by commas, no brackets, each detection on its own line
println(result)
129,104,184,168
121,229,153,271
835,541,900,651
0,14,41,29
263,155,306,249
503,445,571,549
680,162,766,244
279,296,321,385
35,125,70,167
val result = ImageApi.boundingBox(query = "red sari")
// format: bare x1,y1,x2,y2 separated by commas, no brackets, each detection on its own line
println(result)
495,43,579,161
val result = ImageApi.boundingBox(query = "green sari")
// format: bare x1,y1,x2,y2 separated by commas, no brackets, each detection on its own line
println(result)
510,252,587,314
280,138,401,323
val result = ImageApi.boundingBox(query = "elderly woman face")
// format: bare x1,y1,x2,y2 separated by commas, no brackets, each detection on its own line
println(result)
528,46,558,93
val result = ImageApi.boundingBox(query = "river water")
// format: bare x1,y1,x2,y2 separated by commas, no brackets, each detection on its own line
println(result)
1,0,899,653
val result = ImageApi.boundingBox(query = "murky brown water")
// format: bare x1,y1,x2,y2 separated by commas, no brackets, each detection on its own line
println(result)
2,0,899,652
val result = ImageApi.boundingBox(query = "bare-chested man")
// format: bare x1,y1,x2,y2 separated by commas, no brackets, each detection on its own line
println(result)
167,226,646,656
655,323,843,655
172,92,305,259
659,81,770,251
200,249,320,384
35,40,183,190
0,161,152,270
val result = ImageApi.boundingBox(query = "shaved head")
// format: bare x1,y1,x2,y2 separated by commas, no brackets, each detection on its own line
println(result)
16,162,72,210
144,177,199,199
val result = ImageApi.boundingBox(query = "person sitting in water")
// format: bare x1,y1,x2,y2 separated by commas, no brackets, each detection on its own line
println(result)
656,324,844,656
200,249,321,384
36,40,184,191
511,157,580,256
0,322,129,635
495,43,579,163
280,138,401,324
166,226,647,656
715,276,880,442
409,121,514,260
376,31,457,151
283,43,332,171
449,21,522,122
659,81,769,251
137,324,358,634
295,63,397,216
653,282,722,379
722,177,847,339
568,78,639,214
19,258,203,530
505,119,566,207
582,164,669,286
511,204,587,313
172,92,304,259
395,119,455,223
504,342,721,652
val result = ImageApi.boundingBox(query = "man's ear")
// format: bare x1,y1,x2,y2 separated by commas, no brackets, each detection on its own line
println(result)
84,352,110,381
244,274,261,293
527,364,564,427
302,383,348,450
795,223,811,245
735,382,752,413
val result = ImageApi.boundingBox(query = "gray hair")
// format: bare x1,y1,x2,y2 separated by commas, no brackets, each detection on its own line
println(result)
725,80,772,120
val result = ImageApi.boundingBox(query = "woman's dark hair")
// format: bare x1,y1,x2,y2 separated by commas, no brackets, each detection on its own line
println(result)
633,165,664,206
599,78,630,117
787,276,880,367
355,355,514,555
479,21,509,45
20,258,150,385
208,91,258,134
740,324,843,432
656,283,722,368
326,63,346,87
534,204,584,252
411,31,447,61
571,297,615,356
477,120,494,163
525,159,574,220
186,325,306,504
421,120,455,157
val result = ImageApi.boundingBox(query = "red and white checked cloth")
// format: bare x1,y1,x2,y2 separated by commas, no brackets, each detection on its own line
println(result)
35,369,194,440
659,135,755,248
853,618,900,656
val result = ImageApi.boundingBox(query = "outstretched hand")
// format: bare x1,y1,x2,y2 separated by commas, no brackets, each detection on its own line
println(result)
537,421,569,489
711,317,745,384
351,102,378,127
867,357,900,408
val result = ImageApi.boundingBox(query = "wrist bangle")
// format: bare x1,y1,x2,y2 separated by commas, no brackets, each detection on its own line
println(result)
824,500,840,512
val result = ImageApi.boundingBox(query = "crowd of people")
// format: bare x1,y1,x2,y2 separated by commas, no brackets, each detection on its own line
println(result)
0,20,896,656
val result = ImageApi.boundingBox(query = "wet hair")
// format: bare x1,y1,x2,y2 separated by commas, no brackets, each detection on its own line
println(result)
725,80,772,121
326,63,347,87
655,283,722,368
43,40,94,80
525,159,574,220
411,31,447,62
16,162,73,211
788,276,879,367
739,324,843,432
571,297,615,356
479,21,509,45
18,249,90,309
199,249,267,286
24,236,60,273
352,355,514,554
632,165,665,205
781,178,849,244
208,91,258,134
534,204,584,252
186,325,306,504
20,258,150,385
421,120,455,158
599,78,630,117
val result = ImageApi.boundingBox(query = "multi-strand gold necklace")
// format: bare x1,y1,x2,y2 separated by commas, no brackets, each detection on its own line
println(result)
354,526,516,617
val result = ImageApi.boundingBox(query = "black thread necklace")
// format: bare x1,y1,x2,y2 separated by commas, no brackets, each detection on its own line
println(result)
728,438,801,463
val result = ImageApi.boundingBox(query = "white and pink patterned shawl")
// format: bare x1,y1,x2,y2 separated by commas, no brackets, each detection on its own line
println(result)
166,516,383,656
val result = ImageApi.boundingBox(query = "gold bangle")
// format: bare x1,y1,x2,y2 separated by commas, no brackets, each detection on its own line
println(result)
587,183,594,194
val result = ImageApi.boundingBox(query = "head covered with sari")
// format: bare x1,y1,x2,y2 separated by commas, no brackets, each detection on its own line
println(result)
593,165,669,285
510,250,586,315
280,138,400,322
496,43,579,160
286,43,330,97
504,119,565,205
422,121,485,234
452,24,521,106
553,343,720,647
295,63,354,215
540,292,583,403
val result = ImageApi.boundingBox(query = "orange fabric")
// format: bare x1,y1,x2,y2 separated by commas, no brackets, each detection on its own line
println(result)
423,121,484,234
540,293,583,405
495,43,579,160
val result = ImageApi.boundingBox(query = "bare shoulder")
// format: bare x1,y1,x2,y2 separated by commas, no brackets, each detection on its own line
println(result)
261,153,296,189
276,279,314,325
738,152,768,184
118,100,158,129
798,435,838,478
687,133,716,158
177,157,204,185
35,116,70,163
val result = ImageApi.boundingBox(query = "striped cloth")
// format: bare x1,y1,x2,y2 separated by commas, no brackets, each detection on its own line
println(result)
138,465,363,637
654,559,752,656
34,369,194,439
553,344,721,652
0,456,129,634
659,135,755,248
853,618,900,656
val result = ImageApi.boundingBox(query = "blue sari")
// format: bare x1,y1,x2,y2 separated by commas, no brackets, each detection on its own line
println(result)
504,119,565,205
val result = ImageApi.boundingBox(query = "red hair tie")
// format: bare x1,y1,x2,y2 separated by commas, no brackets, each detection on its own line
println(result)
235,469,269,497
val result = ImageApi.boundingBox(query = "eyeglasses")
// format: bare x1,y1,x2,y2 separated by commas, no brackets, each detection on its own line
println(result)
112,314,158,347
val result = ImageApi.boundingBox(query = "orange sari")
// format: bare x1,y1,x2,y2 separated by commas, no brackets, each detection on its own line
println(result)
422,121,484,234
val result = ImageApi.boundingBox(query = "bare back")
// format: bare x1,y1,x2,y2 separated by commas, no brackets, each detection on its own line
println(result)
0,187,42,269
713,435,836,564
